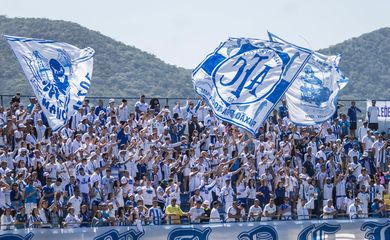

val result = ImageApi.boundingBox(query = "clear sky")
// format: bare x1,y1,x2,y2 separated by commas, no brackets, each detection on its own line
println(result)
1,0,389,69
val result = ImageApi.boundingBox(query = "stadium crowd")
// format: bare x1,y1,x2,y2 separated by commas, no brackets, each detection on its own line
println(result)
0,93,388,229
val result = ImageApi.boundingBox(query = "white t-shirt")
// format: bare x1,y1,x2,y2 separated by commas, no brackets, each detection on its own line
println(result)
142,186,156,206
210,208,221,223
348,203,362,219
367,106,379,123
248,205,262,219
135,101,148,113
262,204,276,221
189,207,205,223
76,174,90,194
322,205,336,219
68,196,82,215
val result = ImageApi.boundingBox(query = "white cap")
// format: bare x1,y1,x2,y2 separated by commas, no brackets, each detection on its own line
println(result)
121,177,128,184
109,99,115,104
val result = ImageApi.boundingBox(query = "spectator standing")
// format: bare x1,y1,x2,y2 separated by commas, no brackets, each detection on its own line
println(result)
347,101,361,137
367,100,379,131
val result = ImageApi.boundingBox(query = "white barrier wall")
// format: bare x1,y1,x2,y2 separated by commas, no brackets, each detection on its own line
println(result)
0,219,389,240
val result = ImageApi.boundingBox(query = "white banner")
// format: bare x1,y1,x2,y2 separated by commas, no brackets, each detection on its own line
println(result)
5,35,94,131
192,38,312,135
268,33,348,125
0,219,389,240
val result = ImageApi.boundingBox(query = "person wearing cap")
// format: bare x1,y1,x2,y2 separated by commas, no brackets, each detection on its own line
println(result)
200,200,211,223
322,199,337,219
348,197,363,219
97,110,107,126
248,199,262,221
106,98,117,116
77,116,89,133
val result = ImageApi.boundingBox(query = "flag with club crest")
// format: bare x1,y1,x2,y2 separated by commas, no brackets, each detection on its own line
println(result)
192,37,312,135
5,35,95,131
268,32,349,125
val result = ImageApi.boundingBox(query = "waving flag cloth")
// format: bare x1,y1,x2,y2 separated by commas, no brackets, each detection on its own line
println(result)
192,38,312,135
4,35,94,131
268,33,349,125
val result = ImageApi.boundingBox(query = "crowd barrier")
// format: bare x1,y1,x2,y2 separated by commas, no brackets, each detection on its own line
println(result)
0,219,389,240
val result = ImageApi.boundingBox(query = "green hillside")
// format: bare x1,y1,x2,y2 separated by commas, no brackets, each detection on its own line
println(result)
0,16,193,98
0,16,389,101
320,27,390,100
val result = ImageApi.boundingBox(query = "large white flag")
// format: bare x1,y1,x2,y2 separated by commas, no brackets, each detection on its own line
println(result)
5,35,94,131
192,38,312,135
268,32,349,125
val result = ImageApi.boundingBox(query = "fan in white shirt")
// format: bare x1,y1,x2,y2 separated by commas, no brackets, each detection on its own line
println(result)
34,119,46,141
118,100,129,122
248,199,262,221
348,198,363,219
322,199,337,219
262,199,277,221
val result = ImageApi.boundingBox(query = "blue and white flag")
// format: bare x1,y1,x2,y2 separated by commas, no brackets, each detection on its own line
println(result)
192,38,312,135
5,35,94,131
268,32,349,125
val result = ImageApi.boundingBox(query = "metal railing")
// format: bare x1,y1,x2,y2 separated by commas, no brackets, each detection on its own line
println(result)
0,94,377,117
0,94,200,110
0,211,388,230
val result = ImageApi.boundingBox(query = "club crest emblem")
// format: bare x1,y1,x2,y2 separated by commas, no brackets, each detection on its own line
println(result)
211,39,289,106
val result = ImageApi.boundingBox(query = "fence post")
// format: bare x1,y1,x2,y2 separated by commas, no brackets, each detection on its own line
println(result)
0,95,3,106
